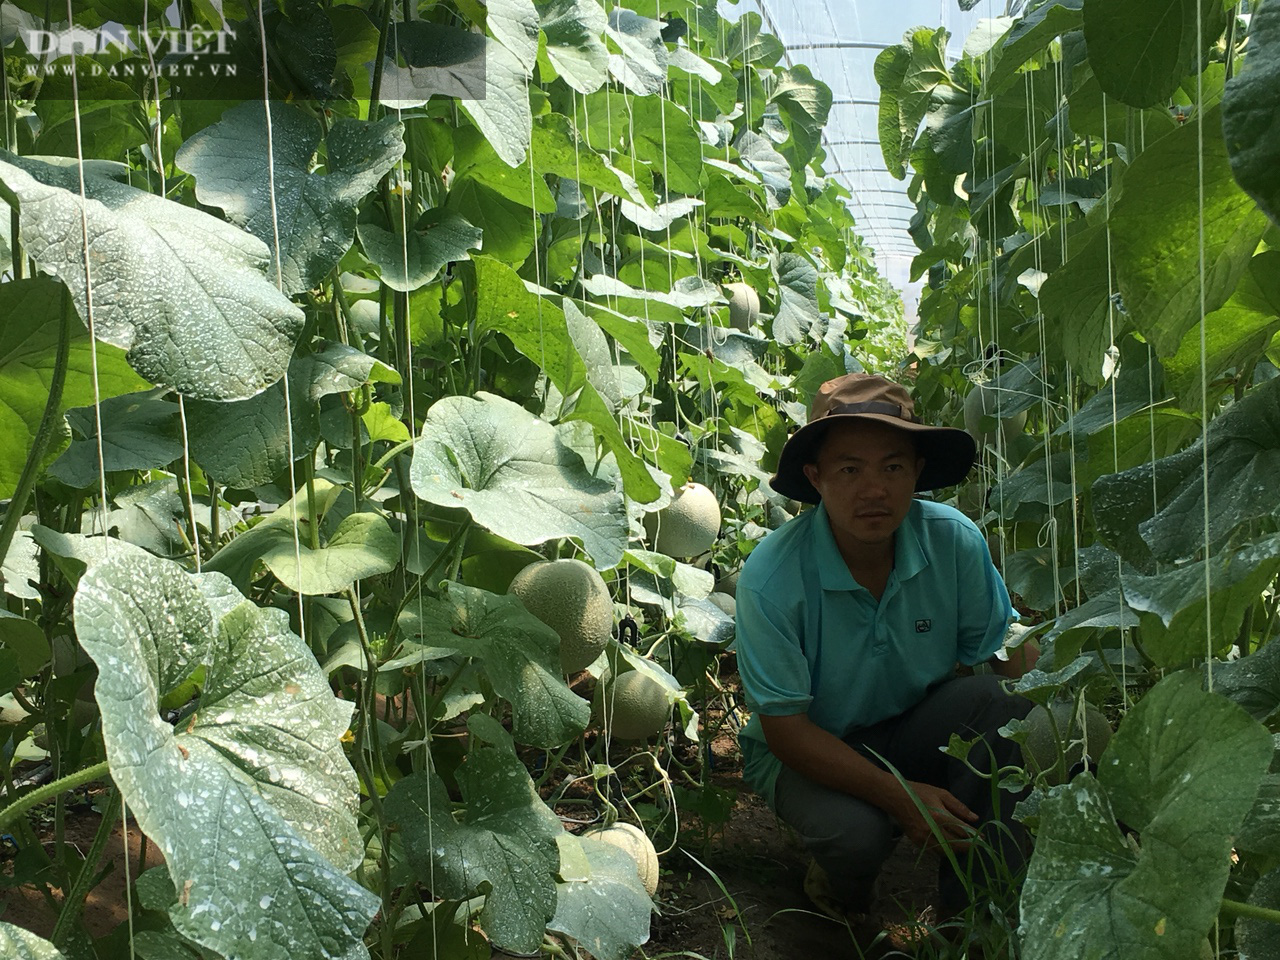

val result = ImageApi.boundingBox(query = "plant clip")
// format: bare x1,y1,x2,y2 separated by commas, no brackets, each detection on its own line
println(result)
618,614,639,646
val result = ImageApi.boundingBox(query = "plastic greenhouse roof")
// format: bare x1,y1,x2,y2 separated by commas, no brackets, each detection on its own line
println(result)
719,0,988,317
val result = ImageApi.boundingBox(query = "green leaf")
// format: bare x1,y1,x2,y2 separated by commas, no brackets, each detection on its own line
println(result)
1020,673,1272,960
875,28,952,180
0,923,66,960
1223,0,1280,227
397,582,591,745
735,130,790,210
539,0,609,93
357,208,483,292
771,65,833,165
487,0,541,70
1,531,40,600
48,391,182,489
409,392,628,567
550,834,653,960
532,113,648,204
1237,867,1280,958
177,104,404,296
0,154,304,401
1212,638,1280,724
445,179,537,265
1120,536,1280,667
583,92,703,196
1163,251,1280,407
606,8,667,95
1110,105,1269,358
771,253,820,346
475,256,584,393
990,0,1084,90
1093,377,1280,566
461,40,533,167
73,554,378,960
0,277,149,499
0,611,47,679
386,737,563,954
185,371,320,491
1083,0,1227,107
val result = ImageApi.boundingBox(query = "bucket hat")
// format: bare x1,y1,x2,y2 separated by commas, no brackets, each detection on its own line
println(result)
770,373,975,503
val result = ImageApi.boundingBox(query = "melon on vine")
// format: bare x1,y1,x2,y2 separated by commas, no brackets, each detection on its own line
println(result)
593,668,672,740
508,558,613,674
1021,700,1112,785
723,282,760,332
582,821,660,896
963,381,1027,450
644,482,721,559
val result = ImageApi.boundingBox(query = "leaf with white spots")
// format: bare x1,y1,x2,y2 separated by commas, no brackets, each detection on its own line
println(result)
0,923,67,960
73,553,378,960
0,153,304,401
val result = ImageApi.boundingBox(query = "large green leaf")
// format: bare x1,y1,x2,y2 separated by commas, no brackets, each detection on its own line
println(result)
0,154,304,401
0,277,149,499
0,924,66,960
461,40,533,167
875,27,952,180
1109,105,1269,358
1163,251,1280,407
176,103,404,295
1212,637,1280,724
48,391,182,489
1093,377,1280,566
385,730,564,954
1082,0,1227,107
397,582,591,745
582,92,703,196
186,373,318,491
73,554,378,960
550,834,653,960
990,0,1084,90
473,259,660,502
1237,867,1280,958
1020,673,1272,960
538,0,609,94
487,0,541,70
771,65,832,166
1040,226,1124,384
357,208,483,292
771,253,820,346
735,130,790,210
409,392,628,566
605,8,666,95
1223,0,1280,227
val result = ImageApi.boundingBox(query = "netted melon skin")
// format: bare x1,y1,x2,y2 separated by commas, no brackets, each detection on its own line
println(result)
509,558,613,673
582,822,660,896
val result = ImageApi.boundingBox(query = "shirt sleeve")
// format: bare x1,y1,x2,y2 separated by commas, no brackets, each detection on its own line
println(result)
734,581,814,717
954,524,1015,667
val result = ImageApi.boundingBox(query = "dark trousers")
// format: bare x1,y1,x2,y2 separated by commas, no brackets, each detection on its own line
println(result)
773,674,1032,911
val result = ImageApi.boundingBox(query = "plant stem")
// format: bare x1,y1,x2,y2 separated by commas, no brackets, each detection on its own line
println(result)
51,787,123,948
1221,897,1280,926
0,760,111,834
0,286,73,577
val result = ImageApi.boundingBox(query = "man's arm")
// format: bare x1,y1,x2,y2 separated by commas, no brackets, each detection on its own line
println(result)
759,712,978,852
990,641,1039,679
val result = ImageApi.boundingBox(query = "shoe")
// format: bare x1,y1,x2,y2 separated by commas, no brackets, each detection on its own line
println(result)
803,860,878,923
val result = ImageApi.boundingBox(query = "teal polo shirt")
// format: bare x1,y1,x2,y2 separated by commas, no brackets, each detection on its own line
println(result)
735,498,1013,808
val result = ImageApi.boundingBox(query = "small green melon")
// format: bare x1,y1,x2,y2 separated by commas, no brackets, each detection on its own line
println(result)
963,381,1028,451
593,669,672,741
644,482,721,559
1022,700,1112,785
724,282,760,332
509,559,614,674
582,822,660,895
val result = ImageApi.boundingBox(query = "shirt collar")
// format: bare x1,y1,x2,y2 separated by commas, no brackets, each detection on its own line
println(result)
812,499,930,592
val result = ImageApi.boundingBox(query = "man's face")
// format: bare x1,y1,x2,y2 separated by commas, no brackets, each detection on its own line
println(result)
801,419,925,552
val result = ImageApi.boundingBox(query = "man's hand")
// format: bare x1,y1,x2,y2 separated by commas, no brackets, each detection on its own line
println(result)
893,782,978,854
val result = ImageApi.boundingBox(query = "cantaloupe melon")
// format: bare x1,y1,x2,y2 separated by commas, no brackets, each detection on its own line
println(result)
582,822,660,896
593,669,671,740
724,282,759,332
963,381,1027,451
509,559,614,674
644,482,721,559
1022,700,1112,785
